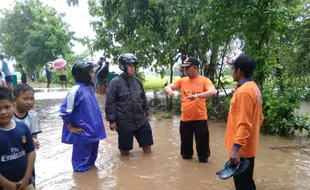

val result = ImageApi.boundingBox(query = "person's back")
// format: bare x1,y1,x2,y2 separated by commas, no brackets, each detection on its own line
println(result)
0,87,36,190
97,61,109,94
97,62,109,80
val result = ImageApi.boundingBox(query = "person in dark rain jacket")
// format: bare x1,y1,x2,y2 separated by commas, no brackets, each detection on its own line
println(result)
105,53,154,155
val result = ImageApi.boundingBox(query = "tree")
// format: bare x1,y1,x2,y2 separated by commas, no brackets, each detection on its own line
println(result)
0,0,75,73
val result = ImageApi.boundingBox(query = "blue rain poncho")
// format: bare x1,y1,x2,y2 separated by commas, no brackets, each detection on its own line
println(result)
60,82,106,145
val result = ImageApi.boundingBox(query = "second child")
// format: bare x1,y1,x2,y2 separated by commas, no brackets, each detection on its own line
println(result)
13,84,42,149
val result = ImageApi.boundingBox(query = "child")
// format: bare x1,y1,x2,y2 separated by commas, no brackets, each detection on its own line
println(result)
59,60,106,172
0,87,36,190
13,84,42,149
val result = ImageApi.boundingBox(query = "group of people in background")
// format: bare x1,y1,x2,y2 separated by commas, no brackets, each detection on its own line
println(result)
0,52,262,190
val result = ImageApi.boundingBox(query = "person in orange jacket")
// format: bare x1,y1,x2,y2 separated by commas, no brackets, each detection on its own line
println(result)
225,55,264,190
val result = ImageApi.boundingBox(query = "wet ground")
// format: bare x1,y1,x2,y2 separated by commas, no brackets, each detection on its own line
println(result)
33,91,310,190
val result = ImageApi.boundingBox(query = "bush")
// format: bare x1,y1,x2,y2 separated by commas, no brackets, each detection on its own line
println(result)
261,85,310,136
207,95,231,120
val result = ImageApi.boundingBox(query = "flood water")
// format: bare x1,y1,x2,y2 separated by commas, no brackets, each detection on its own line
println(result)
32,91,310,190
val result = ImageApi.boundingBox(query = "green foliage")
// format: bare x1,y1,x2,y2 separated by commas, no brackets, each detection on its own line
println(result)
262,84,310,136
0,0,75,73
171,94,181,114
207,95,231,121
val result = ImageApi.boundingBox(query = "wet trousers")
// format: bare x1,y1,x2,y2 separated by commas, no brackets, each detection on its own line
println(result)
180,120,210,162
233,157,256,190
72,141,99,172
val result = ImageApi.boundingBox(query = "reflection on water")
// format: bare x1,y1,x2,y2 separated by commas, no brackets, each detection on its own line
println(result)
33,92,310,190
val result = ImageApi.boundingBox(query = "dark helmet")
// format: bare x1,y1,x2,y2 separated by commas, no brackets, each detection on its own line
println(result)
72,60,96,83
118,53,138,71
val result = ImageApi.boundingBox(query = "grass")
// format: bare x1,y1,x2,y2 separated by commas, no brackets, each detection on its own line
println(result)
29,75,235,90
143,76,180,91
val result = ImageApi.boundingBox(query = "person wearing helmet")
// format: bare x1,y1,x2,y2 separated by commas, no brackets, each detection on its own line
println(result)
59,60,106,172
105,53,154,155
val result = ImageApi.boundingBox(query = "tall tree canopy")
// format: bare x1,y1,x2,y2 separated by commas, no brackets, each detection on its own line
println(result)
0,0,75,72
67,0,310,89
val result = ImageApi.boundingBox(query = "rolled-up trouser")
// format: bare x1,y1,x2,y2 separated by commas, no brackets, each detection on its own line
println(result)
72,141,99,172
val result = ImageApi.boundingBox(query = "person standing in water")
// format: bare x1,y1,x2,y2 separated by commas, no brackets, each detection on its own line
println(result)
97,59,109,95
59,60,106,172
164,56,217,163
105,53,153,155
224,55,263,190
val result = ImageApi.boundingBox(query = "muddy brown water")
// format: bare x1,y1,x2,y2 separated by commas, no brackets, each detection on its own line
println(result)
32,92,310,190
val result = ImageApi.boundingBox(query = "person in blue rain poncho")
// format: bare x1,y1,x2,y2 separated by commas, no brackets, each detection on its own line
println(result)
59,60,106,172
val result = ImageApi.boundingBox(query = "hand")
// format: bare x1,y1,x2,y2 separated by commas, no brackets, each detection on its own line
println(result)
68,126,84,134
186,94,198,100
167,91,175,98
16,178,28,190
1,180,16,190
33,138,40,149
109,123,117,131
229,146,241,165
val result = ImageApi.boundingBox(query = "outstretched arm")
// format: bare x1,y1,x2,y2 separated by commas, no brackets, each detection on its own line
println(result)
164,83,178,98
